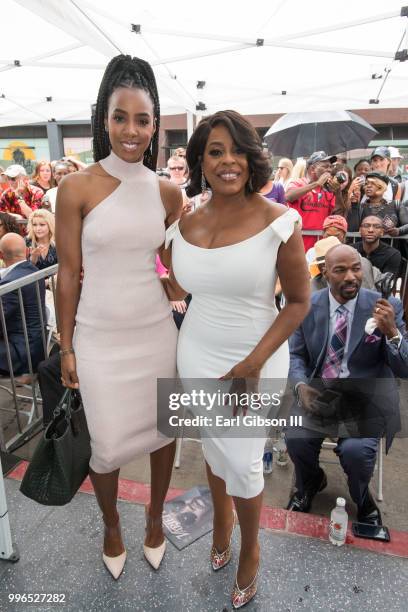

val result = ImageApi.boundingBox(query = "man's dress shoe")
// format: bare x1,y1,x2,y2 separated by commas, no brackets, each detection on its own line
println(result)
286,469,327,512
357,490,382,526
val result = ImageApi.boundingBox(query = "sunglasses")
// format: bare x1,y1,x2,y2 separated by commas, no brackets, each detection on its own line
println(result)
169,166,184,171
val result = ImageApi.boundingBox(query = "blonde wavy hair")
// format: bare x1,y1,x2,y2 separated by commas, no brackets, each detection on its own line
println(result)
27,209,55,247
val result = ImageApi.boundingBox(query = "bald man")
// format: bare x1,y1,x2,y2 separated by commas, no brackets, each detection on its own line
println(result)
0,232,46,376
286,244,408,525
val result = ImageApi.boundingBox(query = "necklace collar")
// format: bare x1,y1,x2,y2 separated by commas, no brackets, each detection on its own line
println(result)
99,149,145,182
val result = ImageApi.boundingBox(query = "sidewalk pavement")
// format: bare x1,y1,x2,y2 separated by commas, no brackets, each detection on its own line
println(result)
1,474,408,612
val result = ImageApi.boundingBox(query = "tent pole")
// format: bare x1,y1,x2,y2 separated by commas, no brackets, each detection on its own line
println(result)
187,111,194,140
0,456,19,563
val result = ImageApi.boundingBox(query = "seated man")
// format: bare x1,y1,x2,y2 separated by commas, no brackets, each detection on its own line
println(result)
286,244,408,525
0,233,46,375
353,215,401,280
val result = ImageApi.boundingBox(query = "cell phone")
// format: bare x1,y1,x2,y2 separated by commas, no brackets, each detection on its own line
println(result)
316,389,341,406
382,216,393,228
352,522,390,542
312,389,341,418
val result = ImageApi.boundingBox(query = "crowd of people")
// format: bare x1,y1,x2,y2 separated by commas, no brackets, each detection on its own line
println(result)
1,52,407,610
0,157,87,270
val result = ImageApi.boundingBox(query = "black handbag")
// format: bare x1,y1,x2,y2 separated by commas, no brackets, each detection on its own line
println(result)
20,388,91,506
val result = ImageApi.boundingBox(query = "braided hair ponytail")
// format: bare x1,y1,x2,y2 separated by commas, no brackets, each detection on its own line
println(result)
93,55,160,170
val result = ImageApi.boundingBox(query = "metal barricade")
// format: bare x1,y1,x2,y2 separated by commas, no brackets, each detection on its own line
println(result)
0,264,58,453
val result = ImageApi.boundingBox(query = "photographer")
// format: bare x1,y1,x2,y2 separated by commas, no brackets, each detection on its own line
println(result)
286,151,347,251
344,159,371,231
360,173,408,236
0,165,43,219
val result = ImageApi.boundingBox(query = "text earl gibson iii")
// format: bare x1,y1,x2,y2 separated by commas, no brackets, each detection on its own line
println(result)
167,415,303,428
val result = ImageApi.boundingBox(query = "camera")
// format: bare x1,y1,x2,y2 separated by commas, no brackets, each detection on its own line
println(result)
324,170,348,192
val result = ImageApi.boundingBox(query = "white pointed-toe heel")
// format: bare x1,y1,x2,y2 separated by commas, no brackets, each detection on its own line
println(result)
143,505,166,570
102,550,127,580
143,540,166,570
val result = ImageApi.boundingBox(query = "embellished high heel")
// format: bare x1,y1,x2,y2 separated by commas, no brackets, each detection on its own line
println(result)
231,565,259,609
102,522,127,580
210,509,237,571
143,505,166,570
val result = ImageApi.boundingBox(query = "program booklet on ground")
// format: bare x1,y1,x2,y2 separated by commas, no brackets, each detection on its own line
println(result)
163,486,214,550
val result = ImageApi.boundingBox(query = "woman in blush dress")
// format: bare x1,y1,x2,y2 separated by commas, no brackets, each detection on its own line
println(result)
56,55,182,580
164,110,310,608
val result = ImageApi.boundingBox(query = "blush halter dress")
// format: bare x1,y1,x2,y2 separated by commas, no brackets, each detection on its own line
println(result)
166,207,301,499
73,150,177,473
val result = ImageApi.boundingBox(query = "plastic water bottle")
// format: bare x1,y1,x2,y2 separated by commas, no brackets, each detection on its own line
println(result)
274,432,289,466
263,439,273,474
329,497,348,546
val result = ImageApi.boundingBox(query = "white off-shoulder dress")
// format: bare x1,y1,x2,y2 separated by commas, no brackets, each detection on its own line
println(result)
166,208,301,498
74,151,177,473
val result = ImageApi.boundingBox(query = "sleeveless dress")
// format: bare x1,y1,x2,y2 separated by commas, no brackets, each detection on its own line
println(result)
74,150,177,473
166,208,301,498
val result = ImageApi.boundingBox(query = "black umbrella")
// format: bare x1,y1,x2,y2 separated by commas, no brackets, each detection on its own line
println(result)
264,110,378,158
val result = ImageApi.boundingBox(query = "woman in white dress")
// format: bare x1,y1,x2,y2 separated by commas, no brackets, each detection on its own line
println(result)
164,110,310,608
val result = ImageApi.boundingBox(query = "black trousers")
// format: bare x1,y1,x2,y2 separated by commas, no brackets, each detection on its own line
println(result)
37,348,63,426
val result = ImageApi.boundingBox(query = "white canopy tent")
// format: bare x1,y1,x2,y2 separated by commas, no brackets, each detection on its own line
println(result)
0,0,407,127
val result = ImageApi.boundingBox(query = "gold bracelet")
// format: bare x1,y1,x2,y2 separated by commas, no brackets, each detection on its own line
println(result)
59,348,75,357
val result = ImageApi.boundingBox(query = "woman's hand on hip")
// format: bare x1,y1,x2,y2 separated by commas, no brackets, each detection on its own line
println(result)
220,358,262,382
220,359,261,417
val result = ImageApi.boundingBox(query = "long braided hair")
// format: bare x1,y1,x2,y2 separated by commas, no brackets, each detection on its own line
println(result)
93,55,160,170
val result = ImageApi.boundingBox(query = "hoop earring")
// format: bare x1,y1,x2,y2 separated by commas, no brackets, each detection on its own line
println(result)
201,169,207,194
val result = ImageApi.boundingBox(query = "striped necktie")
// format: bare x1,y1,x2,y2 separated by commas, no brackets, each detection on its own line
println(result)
321,305,348,380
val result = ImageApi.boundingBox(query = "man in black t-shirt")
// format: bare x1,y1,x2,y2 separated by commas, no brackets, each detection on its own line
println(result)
354,215,401,279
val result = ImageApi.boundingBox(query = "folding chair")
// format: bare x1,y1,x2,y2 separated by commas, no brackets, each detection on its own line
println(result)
322,438,384,502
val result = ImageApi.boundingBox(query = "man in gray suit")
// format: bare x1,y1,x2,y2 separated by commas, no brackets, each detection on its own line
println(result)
286,244,408,525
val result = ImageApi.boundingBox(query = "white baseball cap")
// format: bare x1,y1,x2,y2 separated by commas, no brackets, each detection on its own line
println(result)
4,164,27,178
389,146,402,159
